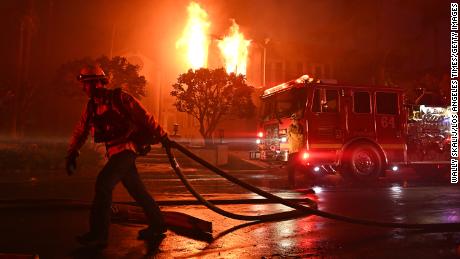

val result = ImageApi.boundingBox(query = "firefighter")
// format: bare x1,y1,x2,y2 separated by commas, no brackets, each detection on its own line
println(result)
287,113,305,187
65,65,169,248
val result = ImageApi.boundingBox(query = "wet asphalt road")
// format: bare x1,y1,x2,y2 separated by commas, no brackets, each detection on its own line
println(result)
0,153,459,258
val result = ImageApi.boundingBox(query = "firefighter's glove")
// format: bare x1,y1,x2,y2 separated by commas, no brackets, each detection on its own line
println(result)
65,152,78,176
160,135,171,149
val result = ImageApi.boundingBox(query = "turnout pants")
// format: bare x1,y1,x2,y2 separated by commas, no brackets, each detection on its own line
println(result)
287,152,299,185
89,150,166,238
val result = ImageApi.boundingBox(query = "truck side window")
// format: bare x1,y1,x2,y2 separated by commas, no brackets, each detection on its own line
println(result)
312,89,338,113
312,89,321,112
324,90,338,112
354,91,371,113
376,92,398,114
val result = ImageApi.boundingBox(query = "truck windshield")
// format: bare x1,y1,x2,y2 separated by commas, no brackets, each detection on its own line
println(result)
261,88,307,121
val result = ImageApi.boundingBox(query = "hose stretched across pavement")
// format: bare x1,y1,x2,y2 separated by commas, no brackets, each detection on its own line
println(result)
164,144,310,221
167,141,460,230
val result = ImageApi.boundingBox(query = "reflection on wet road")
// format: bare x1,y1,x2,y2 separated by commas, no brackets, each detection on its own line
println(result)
0,163,459,258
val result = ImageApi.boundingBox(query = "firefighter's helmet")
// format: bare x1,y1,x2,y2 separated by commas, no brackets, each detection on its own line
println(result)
77,65,108,85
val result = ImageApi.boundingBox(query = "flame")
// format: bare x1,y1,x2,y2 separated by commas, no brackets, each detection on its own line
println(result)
217,20,251,75
176,2,210,70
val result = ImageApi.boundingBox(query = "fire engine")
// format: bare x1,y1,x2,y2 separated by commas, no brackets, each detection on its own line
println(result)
255,75,451,183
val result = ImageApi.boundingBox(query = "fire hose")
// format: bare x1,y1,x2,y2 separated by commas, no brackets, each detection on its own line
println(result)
167,140,460,230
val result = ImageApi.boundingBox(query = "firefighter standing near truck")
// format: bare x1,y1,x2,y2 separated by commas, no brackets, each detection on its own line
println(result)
65,65,169,248
287,113,305,187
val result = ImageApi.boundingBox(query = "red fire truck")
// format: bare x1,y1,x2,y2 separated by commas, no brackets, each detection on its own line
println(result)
255,75,451,184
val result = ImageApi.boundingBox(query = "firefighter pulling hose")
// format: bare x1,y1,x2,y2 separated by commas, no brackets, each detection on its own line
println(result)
66,64,170,248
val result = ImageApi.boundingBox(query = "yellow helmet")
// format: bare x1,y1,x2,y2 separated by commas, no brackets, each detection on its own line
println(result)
77,64,108,85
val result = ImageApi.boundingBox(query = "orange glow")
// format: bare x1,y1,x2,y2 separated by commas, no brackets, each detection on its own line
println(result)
302,152,310,160
217,20,251,75
258,132,264,138
176,2,210,70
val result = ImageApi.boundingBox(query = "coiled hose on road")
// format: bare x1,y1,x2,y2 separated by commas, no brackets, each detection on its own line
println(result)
167,140,460,230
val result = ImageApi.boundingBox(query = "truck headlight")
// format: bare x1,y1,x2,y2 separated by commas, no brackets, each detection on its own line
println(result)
302,151,310,160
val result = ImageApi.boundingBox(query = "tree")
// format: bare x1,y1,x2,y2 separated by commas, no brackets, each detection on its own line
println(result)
55,56,146,100
171,68,255,145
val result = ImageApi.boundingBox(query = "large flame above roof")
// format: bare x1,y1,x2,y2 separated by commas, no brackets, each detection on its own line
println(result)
217,20,251,75
176,2,211,70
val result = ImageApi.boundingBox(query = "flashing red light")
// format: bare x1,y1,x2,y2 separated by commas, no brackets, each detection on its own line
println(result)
302,152,310,160
258,132,264,138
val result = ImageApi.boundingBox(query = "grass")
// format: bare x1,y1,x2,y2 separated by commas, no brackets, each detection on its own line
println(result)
0,141,104,175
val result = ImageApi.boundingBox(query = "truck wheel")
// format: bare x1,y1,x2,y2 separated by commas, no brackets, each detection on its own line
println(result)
344,144,383,182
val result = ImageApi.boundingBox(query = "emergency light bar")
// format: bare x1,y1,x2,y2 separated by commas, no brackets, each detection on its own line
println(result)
295,74,311,83
262,75,338,96
263,82,292,96
263,74,313,96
